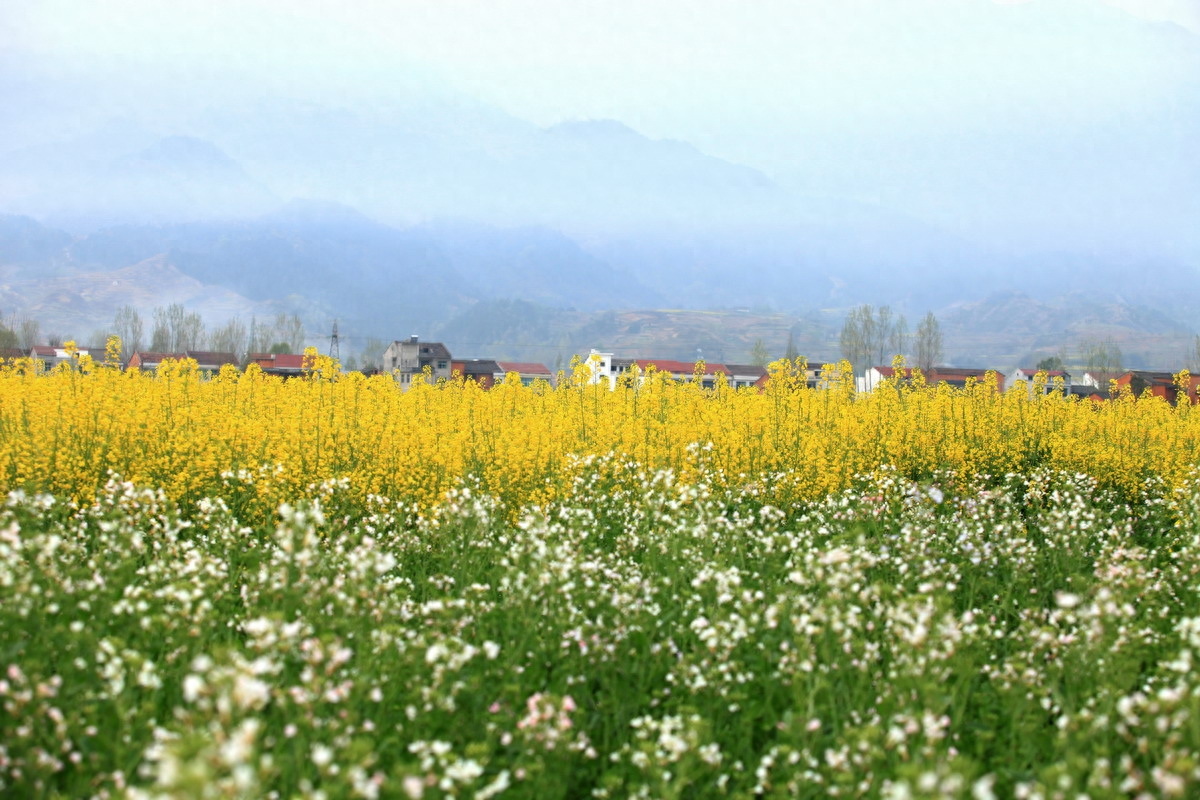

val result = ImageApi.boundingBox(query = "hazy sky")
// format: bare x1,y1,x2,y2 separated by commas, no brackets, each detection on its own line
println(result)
6,2,1196,119
3,0,1198,185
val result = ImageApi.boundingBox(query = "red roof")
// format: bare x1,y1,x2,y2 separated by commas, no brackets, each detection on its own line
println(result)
496,361,552,375
250,353,307,370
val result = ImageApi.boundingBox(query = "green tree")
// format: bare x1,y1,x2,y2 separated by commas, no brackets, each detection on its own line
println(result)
1036,355,1064,372
750,338,771,367
360,337,385,371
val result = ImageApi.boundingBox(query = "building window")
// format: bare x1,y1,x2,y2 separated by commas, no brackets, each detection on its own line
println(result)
437,361,447,369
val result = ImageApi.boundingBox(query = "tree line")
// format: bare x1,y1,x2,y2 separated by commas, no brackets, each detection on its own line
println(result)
0,305,308,365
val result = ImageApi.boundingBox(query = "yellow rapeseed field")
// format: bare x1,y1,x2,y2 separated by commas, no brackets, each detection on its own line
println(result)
1,343,1194,520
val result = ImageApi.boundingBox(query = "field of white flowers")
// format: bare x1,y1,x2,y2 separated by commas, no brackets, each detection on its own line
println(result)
3,458,1200,799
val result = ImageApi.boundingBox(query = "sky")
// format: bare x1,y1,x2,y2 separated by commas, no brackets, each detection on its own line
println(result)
1,0,1197,257
4,0,1197,178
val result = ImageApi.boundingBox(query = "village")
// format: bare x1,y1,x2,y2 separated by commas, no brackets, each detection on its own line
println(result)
12,336,1200,403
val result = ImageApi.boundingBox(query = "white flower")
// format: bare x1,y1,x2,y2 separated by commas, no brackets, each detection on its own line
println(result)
232,674,271,710
483,641,501,660
1054,592,1081,609
311,744,334,768
182,674,205,703
401,775,425,799
972,774,997,800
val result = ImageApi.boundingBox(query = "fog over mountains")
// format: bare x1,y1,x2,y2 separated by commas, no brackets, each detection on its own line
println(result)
0,0,1197,366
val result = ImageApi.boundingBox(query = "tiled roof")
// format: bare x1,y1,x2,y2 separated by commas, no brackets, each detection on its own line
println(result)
421,344,452,357
453,359,501,376
185,351,238,368
722,364,768,378
131,351,185,364
496,361,552,375
249,353,307,370
635,359,723,375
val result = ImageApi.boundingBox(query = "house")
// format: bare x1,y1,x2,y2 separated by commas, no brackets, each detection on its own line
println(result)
0,348,28,364
128,351,186,371
581,350,618,388
1111,370,1199,404
452,359,556,389
185,351,239,373
858,366,1005,393
496,361,555,387
382,336,453,389
1063,384,1107,402
451,359,502,389
30,345,103,370
129,351,240,374
720,364,769,390
247,352,308,377
587,352,765,390
1079,372,1123,392
1007,368,1072,393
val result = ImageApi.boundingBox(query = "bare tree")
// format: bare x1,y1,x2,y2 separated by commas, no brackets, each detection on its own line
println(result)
840,305,905,376
177,311,206,352
839,306,873,375
890,314,908,362
784,331,799,361
913,311,944,372
112,305,144,362
276,313,305,354
247,316,270,355
1083,338,1123,379
149,311,170,352
209,317,248,360
151,303,207,352
18,318,39,349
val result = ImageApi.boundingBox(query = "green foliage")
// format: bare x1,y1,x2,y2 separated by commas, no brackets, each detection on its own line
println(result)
750,337,771,367
1036,355,1065,371
3,467,1200,797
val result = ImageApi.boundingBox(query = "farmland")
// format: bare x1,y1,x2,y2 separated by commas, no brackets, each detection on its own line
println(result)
3,351,1200,797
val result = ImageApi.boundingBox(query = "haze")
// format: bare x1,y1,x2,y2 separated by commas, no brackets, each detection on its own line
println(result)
0,0,1197,367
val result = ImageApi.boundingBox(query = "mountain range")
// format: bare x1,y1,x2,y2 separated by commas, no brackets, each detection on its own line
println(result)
0,0,1197,368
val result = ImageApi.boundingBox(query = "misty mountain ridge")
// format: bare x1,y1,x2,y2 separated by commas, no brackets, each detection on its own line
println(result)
0,0,1197,364
2,212,1196,374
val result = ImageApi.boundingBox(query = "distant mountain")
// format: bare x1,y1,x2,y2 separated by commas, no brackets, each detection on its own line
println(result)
0,254,278,339
1,211,660,337
0,134,277,229
940,291,1193,370
0,215,73,273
